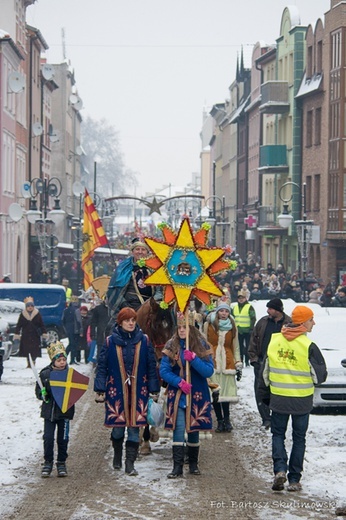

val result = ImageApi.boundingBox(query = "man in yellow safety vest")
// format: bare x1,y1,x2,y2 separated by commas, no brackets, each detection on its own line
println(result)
231,289,256,366
258,305,327,493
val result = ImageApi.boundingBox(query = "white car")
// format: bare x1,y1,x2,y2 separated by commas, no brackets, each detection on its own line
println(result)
250,299,346,410
0,299,25,355
0,317,12,361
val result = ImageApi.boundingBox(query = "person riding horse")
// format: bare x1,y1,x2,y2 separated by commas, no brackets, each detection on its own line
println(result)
107,238,153,315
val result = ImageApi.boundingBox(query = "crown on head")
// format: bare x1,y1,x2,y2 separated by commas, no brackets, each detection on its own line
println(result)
24,296,34,304
47,341,66,361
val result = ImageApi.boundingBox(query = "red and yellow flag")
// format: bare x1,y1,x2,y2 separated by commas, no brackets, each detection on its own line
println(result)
81,189,108,289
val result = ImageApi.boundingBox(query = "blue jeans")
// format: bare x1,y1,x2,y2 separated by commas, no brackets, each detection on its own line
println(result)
173,407,199,446
271,411,309,483
111,427,140,443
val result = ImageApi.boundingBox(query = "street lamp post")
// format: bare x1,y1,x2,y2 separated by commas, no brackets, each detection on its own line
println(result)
277,181,314,302
26,177,65,281
204,195,229,246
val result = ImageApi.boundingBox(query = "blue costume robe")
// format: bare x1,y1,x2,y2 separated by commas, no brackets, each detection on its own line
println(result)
94,324,160,428
160,338,214,433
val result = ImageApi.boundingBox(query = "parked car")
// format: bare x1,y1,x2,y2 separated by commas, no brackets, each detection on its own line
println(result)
0,299,25,355
251,299,346,411
0,284,66,343
0,317,12,361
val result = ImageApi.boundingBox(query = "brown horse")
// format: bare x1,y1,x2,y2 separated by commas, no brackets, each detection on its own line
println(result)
136,297,176,361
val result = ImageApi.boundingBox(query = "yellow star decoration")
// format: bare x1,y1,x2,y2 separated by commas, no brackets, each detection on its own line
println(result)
142,218,231,313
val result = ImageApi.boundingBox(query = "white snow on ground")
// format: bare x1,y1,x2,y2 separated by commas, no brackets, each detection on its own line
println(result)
0,300,345,518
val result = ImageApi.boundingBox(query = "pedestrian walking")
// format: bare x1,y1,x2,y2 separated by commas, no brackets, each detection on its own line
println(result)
62,295,82,365
90,296,109,363
231,289,256,366
94,307,160,476
35,342,74,478
77,305,91,362
14,297,47,366
203,301,242,432
248,298,291,429
258,305,327,492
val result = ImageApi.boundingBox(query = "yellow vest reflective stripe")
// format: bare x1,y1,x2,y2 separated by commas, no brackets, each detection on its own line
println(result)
267,332,314,397
233,303,251,328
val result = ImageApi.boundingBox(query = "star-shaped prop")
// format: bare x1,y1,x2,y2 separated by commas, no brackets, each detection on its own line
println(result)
105,194,204,215
140,218,234,312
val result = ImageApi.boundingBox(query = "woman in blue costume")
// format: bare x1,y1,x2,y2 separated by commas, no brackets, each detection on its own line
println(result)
94,307,160,476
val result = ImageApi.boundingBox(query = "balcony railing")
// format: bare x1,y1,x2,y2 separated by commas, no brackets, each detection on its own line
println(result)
260,81,290,114
258,206,277,227
259,145,288,172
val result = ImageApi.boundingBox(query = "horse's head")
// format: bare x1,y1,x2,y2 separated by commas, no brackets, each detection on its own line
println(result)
137,297,175,360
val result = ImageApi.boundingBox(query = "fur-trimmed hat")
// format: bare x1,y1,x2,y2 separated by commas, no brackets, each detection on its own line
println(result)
117,307,137,325
130,237,149,251
47,341,67,361
291,305,314,324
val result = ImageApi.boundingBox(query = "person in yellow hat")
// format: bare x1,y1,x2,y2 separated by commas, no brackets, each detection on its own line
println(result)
258,305,327,493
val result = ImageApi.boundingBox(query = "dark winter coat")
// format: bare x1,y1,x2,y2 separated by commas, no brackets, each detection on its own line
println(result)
90,302,109,346
35,364,75,421
15,308,46,360
78,314,91,351
62,303,82,336
94,324,160,428
160,337,214,433
248,313,292,364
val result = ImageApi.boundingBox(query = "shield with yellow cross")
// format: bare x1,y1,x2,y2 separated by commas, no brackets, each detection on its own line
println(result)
50,368,90,413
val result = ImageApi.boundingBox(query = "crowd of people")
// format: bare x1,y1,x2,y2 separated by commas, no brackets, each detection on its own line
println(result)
214,253,346,309
27,243,331,492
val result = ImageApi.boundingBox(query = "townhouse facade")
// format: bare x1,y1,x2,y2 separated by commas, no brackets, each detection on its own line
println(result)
0,0,82,282
204,1,346,286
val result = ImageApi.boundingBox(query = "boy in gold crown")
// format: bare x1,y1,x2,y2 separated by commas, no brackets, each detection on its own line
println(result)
35,342,75,478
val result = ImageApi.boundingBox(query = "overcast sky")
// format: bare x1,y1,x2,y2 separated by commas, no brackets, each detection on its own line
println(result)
26,0,330,197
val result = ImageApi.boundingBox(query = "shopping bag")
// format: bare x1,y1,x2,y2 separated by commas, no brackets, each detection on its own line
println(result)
147,398,165,427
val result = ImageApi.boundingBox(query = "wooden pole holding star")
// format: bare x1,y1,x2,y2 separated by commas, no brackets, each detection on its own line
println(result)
137,217,237,408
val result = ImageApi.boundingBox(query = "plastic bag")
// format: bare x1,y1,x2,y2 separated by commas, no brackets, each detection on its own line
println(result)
147,398,165,427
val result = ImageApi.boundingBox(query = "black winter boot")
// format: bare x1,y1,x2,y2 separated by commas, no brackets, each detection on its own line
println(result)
41,461,53,478
111,436,124,470
215,420,225,433
188,445,201,475
125,441,139,476
167,445,184,479
224,418,233,432
184,444,189,465
56,461,67,477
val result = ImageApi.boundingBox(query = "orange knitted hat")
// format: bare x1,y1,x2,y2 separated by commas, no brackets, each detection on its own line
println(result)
291,306,314,324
